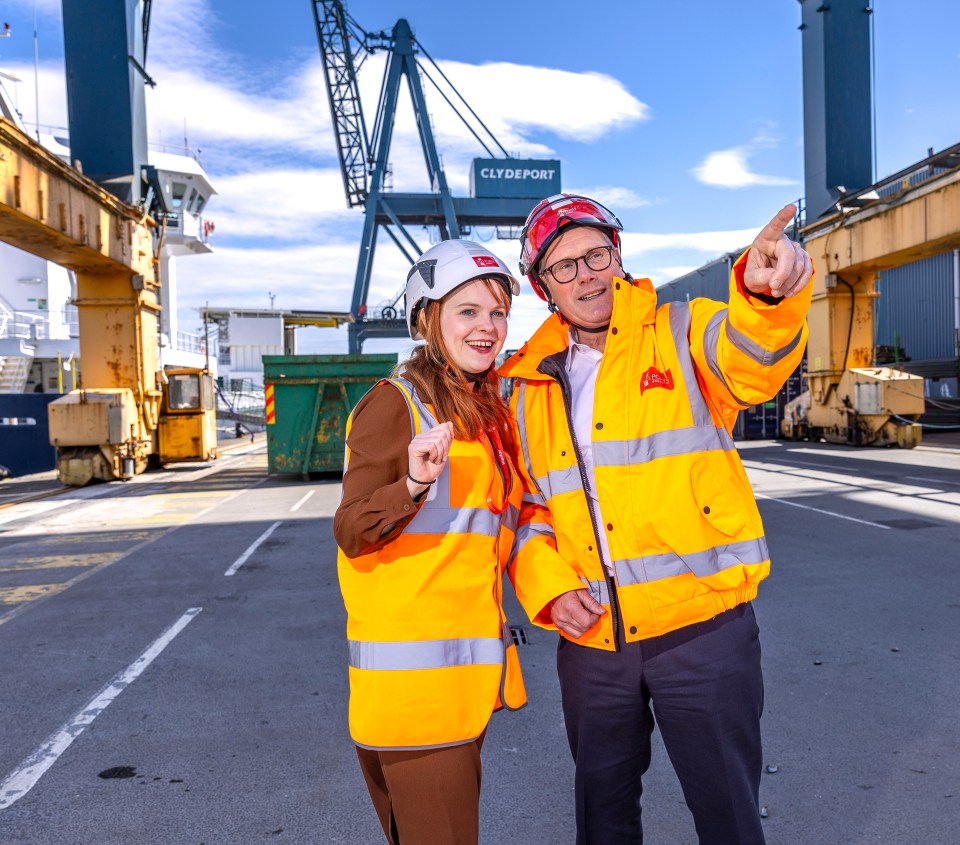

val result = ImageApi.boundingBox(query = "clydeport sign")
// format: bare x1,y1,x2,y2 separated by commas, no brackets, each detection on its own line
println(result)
470,158,562,199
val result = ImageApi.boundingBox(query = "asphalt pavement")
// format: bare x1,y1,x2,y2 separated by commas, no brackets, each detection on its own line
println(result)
0,439,957,844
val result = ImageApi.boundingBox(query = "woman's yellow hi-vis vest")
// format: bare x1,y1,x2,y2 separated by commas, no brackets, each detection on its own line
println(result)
337,378,526,750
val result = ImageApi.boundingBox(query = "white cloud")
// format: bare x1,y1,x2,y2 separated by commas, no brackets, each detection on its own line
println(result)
648,266,701,286
205,169,358,241
693,148,797,189
569,186,655,210
692,127,797,189
2,63,68,131
425,61,649,147
620,227,757,258
5,0,60,17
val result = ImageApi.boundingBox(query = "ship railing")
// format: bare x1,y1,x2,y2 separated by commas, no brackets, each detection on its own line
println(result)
0,309,51,341
175,330,218,356
158,211,212,245
215,378,266,429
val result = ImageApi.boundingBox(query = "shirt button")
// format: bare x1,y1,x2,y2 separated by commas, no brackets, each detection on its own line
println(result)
629,626,638,635
615,282,621,290
606,523,613,531
588,545,593,552
403,504,411,511
595,422,603,430
560,450,566,456
604,638,610,644
703,506,711,514
611,327,618,335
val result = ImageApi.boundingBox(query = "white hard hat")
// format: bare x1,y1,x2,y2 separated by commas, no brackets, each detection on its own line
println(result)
404,239,521,340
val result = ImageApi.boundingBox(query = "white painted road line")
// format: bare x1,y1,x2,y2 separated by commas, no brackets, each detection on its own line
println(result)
291,490,315,512
0,607,202,810
756,492,892,529
224,521,282,576
906,475,960,487
763,459,851,472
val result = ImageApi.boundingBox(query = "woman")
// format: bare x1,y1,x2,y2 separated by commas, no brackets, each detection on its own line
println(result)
334,239,527,845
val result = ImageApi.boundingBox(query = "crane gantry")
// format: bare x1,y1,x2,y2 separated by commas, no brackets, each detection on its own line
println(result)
312,1,561,352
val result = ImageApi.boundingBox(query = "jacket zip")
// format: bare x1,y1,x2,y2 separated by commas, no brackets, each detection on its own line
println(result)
538,352,622,651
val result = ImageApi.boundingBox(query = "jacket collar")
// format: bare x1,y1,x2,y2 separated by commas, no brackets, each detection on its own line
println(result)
500,275,657,380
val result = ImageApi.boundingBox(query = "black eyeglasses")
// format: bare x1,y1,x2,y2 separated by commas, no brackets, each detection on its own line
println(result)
541,245,616,284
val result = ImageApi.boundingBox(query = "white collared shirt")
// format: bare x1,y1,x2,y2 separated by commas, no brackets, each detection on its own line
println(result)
565,330,613,575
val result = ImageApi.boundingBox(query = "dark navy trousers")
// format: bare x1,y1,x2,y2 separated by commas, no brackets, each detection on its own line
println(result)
556,602,766,845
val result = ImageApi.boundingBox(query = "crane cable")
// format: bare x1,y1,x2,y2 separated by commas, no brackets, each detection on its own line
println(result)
413,37,510,159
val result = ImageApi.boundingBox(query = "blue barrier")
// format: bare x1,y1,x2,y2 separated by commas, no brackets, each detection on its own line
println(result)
0,394,59,477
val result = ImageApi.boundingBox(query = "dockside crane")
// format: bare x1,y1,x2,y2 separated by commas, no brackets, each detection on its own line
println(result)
312,1,561,352
0,0,217,484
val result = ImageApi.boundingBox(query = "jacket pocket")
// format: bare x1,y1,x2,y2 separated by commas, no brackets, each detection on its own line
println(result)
690,456,747,537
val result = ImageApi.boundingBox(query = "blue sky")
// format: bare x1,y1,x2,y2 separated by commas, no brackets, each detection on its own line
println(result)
1,0,959,355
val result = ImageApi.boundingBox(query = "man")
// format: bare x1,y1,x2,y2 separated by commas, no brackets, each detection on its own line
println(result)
501,194,813,844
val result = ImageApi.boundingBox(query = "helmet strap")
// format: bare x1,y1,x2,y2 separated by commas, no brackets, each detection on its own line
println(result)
572,322,610,335
463,365,493,386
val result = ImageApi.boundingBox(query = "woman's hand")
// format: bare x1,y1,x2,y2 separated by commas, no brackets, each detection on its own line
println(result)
406,421,454,493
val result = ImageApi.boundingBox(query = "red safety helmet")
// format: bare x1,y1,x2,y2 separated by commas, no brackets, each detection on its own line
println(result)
518,194,623,301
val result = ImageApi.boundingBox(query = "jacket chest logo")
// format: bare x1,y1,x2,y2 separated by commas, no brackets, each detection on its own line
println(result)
640,366,674,394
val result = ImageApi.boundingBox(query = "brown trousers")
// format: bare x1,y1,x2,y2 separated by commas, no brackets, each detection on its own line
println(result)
355,732,486,845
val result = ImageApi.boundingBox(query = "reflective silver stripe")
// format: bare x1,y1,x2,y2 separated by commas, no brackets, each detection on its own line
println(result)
522,491,546,507
513,520,556,547
668,302,715,425
593,425,734,467
580,576,610,606
699,307,749,408
405,506,504,538
535,465,583,500
725,319,804,367
349,637,504,671
394,380,420,434
615,536,770,586
508,520,556,566
391,377,442,429
517,380,583,502
516,382,546,503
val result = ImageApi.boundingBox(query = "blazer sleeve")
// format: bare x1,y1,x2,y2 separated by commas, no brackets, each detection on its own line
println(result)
333,382,426,558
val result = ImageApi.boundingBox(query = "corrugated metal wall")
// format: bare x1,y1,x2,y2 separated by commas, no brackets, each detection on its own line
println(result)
874,250,958,362
656,253,738,305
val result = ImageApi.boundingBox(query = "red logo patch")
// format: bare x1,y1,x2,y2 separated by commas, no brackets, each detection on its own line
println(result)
640,367,674,394
472,255,499,268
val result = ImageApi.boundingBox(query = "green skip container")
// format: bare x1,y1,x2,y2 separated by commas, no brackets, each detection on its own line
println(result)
263,354,398,476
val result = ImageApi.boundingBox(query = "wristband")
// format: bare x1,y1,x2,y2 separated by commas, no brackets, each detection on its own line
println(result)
407,472,435,486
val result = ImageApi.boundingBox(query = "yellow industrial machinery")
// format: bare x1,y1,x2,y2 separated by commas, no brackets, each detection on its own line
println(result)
0,117,216,484
784,156,960,447
158,368,218,465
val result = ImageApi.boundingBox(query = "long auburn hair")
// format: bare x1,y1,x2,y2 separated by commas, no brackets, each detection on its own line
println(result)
396,277,516,455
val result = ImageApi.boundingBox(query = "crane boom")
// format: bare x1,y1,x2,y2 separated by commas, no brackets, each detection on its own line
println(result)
312,0,370,209
311,1,561,352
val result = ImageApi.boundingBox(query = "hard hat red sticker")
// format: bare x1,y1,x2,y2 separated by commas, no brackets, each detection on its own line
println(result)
473,256,499,267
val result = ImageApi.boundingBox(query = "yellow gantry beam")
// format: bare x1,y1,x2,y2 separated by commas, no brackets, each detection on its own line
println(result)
0,117,154,278
802,169,960,278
